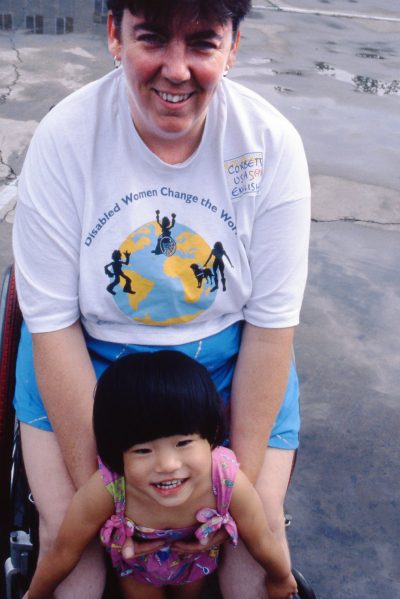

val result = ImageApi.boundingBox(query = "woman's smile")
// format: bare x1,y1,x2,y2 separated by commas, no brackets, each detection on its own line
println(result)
154,90,194,105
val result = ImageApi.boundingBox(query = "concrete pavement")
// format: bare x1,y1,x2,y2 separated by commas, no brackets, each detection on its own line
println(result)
1,2,399,597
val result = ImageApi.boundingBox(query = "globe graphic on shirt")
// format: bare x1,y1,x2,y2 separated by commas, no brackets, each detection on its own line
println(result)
110,220,216,325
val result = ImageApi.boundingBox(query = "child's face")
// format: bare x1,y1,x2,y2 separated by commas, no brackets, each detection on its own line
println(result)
123,434,212,507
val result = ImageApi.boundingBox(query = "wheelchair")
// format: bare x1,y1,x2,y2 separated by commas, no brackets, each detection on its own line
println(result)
0,265,318,599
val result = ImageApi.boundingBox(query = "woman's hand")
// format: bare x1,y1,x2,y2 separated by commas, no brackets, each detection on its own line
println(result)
120,536,166,560
121,529,229,560
266,572,298,599
171,529,229,554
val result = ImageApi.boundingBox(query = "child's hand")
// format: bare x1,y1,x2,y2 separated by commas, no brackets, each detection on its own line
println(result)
266,572,298,599
121,536,166,560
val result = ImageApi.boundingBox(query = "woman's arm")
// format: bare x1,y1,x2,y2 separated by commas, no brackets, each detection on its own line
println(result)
172,324,294,556
229,470,297,598
26,472,114,599
32,321,98,488
224,251,234,268
230,323,294,484
204,251,213,267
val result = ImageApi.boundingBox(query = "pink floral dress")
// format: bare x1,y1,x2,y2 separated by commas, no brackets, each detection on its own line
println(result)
98,446,239,586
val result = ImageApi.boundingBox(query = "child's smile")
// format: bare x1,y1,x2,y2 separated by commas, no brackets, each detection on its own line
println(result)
152,477,189,495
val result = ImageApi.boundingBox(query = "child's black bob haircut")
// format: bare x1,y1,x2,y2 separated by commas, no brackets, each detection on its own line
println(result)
93,350,226,475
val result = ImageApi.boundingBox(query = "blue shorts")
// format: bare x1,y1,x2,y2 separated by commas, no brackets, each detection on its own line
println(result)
14,321,300,449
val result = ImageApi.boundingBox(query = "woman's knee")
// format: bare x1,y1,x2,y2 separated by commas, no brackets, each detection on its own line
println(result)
20,424,76,551
219,541,267,599
37,509,68,554
255,448,294,530
262,501,286,539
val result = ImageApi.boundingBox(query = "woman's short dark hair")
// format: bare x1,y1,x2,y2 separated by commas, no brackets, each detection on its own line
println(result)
93,350,226,474
107,0,252,35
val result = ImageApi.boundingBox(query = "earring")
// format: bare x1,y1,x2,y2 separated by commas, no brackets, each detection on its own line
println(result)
223,65,230,77
114,56,121,69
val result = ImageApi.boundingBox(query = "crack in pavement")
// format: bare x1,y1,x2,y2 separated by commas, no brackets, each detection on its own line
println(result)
0,35,22,105
312,217,400,226
0,201,16,224
0,151,17,184
0,35,22,202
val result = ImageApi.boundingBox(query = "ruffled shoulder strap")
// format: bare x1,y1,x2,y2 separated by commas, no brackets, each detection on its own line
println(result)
194,446,239,546
97,456,126,515
211,446,240,514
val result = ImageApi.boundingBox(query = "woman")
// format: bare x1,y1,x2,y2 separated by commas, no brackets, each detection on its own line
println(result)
13,1,310,597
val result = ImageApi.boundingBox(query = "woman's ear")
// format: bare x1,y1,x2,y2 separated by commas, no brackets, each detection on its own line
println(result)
228,30,241,69
107,12,122,60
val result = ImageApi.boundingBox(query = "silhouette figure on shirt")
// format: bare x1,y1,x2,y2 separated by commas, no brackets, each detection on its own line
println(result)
152,210,177,256
190,264,214,288
204,242,233,292
105,250,135,296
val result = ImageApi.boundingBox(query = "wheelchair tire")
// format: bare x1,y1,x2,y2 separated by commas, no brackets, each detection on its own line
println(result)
293,567,318,599
160,236,176,256
0,266,22,596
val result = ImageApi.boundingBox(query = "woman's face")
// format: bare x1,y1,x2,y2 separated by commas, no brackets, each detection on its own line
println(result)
108,10,239,157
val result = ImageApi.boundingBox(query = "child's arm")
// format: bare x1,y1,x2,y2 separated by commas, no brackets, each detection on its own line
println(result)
26,471,114,599
229,470,298,599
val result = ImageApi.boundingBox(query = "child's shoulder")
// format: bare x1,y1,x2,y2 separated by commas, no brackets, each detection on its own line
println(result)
211,446,240,494
97,456,121,483
97,457,125,502
212,446,239,467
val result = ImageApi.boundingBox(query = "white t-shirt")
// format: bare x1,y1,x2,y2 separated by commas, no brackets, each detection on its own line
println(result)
13,69,310,345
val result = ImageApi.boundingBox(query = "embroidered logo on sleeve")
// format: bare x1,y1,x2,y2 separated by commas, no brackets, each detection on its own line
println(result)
224,152,263,199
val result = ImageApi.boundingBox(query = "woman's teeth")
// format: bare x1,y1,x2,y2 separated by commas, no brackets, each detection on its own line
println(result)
158,91,191,103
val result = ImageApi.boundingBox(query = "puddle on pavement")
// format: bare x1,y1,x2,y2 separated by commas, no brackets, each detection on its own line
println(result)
356,48,385,60
240,56,399,97
315,61,400,96
274,86,294,94
276,69,304,77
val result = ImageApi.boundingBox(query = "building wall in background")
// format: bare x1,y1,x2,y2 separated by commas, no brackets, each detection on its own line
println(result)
0,1,105,34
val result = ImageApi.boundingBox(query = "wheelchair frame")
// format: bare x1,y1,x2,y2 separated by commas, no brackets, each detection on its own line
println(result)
0,266,38,598
0,265,318,599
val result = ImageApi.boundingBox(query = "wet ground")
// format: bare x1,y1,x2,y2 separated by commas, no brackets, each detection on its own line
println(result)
1,2,399,598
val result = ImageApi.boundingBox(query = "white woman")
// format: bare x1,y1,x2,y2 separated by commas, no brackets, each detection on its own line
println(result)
13,1,310,597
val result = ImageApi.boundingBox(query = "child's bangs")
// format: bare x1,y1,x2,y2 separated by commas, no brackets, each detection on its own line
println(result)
120,371,222,448
93,350,225,473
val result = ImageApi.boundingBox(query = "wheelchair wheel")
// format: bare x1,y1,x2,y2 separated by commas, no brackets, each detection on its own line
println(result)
0,266,22,596
293,567,318,599
160,236,176,256
4,423,38,599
